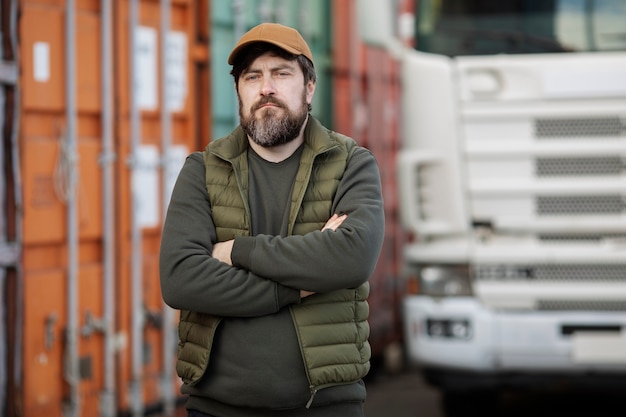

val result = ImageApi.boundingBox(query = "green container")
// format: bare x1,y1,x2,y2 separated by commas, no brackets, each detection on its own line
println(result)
211,0,332,139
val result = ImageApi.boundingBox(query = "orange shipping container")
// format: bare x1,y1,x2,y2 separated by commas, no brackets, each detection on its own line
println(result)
2,0,210,416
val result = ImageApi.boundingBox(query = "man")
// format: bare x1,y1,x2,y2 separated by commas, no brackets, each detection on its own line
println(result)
160,22,384,417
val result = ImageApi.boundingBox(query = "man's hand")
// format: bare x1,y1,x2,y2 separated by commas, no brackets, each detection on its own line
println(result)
322,213,347,232
300,290,315,298
212,239,234,265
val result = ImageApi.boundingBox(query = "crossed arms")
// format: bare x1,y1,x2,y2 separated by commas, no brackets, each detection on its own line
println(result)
160,150,384,318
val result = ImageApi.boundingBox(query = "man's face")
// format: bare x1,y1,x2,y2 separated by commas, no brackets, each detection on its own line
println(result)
237,52,315,148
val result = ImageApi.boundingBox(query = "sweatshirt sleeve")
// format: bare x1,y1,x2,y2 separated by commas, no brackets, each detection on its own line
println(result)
159,152,301,317
231,147,385,293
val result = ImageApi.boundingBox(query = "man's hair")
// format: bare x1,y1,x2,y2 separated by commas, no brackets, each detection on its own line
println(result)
230,43,316,87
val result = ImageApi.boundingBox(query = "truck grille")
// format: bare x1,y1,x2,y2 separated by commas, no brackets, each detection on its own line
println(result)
536,195,626,215
538,300,626,311
474,264,626,282
533,117,626,216
474,265,626,311
535,116,626,138
536,156,624,177
538,233,626,242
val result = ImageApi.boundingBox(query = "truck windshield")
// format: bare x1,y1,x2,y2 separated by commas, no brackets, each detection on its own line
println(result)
415,0,626,56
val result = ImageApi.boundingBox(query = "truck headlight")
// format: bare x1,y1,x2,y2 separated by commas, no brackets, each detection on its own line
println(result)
420,266,473,297
426,318,472,339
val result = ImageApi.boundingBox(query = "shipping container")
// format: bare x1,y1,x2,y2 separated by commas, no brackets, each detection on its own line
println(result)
1,1,406,416
3,0,208,416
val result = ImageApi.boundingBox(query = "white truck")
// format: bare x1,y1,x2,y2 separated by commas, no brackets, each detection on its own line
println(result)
358,0,626,413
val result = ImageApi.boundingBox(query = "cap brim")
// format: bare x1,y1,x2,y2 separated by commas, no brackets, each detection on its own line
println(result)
228,40,303,65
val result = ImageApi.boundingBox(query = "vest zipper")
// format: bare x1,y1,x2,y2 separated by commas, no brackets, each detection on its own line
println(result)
305,388,318,409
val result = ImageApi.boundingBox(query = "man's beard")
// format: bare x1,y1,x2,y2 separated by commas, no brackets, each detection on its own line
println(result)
239,92,309,148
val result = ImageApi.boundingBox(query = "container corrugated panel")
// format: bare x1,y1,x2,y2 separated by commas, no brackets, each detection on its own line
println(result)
331,0,407,361
13,0,209,416
210,0,332,138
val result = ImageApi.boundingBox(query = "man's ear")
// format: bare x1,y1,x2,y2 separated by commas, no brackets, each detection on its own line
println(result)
306,81,316,104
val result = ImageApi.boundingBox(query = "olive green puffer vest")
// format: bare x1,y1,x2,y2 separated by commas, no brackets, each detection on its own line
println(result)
175,119,371,397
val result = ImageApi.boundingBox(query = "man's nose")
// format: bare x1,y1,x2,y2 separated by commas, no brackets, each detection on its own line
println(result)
260,77,276,95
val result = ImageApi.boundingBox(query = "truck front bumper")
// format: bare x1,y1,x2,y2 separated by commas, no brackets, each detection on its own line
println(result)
403,296,626,374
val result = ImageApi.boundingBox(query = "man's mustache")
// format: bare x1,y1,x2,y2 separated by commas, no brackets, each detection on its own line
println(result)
253,97,285,112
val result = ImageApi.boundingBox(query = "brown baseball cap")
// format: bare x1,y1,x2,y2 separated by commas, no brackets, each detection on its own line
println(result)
228,23,314,66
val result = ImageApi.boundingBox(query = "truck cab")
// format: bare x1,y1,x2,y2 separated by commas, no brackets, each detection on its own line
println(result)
358,0,626,414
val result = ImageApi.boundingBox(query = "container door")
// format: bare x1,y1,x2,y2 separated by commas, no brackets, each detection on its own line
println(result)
113,1,206,416
17,1,208,416
20,1,87,415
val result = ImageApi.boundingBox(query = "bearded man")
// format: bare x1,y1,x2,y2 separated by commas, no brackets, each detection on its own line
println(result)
160,23,385,417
